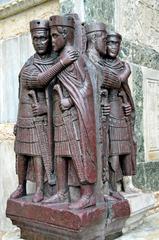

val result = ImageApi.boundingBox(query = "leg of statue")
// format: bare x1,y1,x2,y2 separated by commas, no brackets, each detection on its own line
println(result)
109,155,122,192
43,156,69,204
10,154,28,199
69,184,96,210
32,156,44,203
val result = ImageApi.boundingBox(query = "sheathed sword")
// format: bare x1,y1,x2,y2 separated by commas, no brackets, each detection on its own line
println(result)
100,88,109,183
28,90,55,185
53,84,85,182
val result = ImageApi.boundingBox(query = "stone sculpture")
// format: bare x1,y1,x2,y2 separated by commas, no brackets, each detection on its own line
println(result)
10,19,78,203
6,14,140,240
85,22,109,187
43,15,97,209
102,31,138,192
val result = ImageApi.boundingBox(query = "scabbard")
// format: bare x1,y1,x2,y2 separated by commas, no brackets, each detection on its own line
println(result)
34,116,54,185
101,117,109,183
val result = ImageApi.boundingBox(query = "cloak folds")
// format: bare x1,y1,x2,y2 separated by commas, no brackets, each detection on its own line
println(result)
58,55,97,184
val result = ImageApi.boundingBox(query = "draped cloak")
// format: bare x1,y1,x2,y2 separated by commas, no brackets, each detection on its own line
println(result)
57,55,97,184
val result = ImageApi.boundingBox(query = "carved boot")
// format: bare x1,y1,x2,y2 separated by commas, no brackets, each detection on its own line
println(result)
123,176,142,194
69,185,96,210
10,184,26,199
43,191,69,204
43,156,69,204
32,187,44,203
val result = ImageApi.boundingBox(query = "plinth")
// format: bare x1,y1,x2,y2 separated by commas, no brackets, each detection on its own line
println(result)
6,196,107,240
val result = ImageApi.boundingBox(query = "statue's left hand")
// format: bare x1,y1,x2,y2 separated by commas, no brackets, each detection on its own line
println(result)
101,104,111,117
123,103,132,116
32,104,47,116
60,98,73,111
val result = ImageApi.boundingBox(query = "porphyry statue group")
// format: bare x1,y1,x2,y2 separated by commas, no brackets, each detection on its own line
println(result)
10,14,141,210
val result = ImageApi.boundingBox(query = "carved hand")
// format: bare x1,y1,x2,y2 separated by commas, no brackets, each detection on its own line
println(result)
123,103,132,116
32,103,47,116
60,98,73,111
61,49,79,67
101,104,111,117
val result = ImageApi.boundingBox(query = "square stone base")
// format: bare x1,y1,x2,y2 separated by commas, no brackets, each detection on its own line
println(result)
6,195,131,240
6,196,107,240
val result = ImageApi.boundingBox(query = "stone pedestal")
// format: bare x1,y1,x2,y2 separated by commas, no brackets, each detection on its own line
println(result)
6,195,131,240
6,197,107,240
121,192,155,233
104,196,130,239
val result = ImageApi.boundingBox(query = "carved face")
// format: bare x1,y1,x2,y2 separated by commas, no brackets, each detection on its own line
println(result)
32,30,49,55
95,32,107,56
106,36,121,58
51,27,66,53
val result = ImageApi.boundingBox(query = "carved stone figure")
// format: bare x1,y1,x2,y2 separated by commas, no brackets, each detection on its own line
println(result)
85,22,108,183
10,19,78,203
101,31,138,192
44,15,97,209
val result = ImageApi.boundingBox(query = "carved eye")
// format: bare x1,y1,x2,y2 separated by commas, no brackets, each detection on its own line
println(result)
37,21,40,25
52,34,58,38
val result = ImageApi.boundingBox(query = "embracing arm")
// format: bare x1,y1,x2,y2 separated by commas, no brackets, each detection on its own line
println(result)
119,62,131,83
25,50,79,89
26,61,64,89
102,62,131,89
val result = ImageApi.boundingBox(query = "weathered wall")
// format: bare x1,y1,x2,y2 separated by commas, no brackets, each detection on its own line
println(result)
114,0,159,191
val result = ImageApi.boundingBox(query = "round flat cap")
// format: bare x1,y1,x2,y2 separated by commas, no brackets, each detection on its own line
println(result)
107,31,122,41
30,19,49,31
49,15,75,29
85,22,106,34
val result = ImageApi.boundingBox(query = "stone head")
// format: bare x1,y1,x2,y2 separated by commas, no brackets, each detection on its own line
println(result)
49,15,75,53
85,22,107,57
30,19,50,56
106,31,122,59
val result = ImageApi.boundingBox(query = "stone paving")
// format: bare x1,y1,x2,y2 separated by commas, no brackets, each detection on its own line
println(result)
117,212,159,240
1,212,159,240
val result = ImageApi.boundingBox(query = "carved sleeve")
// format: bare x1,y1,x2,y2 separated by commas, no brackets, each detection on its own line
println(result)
22,61,64,89
102,68,121,89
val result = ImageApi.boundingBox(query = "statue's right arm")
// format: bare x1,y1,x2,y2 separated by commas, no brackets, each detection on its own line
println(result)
25,50,79,89
25,61,65,89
